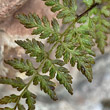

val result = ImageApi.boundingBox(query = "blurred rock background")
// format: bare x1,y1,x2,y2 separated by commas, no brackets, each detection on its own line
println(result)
0,0,110,110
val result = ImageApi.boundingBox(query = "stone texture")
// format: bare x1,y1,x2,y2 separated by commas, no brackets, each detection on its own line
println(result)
0,0,28,23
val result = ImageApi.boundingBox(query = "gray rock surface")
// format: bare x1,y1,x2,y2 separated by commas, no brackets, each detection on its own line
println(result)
0,0,28,23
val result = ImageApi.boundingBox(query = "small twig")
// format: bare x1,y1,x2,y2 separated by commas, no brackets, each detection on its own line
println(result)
77,3,99,21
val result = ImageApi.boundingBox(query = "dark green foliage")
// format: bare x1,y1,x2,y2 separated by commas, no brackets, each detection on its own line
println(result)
42,60,51,73
18,104,25,110
0,0,110,109
0,107,14,110
17,14,60,43
49,66,56,79
0,77,25,91
15,39,45,62
56,72,73,95
76,55,95,82
33,74,57,100
0,94,18,104
52,60,65,66
22,91,36,110
55,45,64,58
43,0,76,23
5,58,35,76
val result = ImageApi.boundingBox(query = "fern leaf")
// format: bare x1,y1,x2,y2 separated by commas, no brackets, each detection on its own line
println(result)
5,58,35,76
42,60,51,73
0,77,25,91
96,31,107,54
56,71,73,95
0,94,18,104
55,45,64,58
52,60,65,66
49,66,56,79
51,18,59,32
18,104,26,110
33,74,58,100
85,6,109,54
17,14,60,43
77,55,95,82
16,14,38,28
47,33,59,44
22,91,36,110
2,1,110,110
63,50,70,63
43,0,77,23
15,39,45,62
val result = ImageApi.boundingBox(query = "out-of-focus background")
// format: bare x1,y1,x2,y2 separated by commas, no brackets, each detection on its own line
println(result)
0,0,110,110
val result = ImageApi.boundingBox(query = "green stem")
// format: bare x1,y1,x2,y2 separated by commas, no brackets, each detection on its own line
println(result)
76,3,99,21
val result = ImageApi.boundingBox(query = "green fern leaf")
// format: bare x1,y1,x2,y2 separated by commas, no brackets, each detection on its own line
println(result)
57,66,70,73
70,56,76,67
45,0,56,6
17,14,60,44
47,33,59,44
63,50,70,63
77,55,95,82
42,60,51,73
15,39,45,62
22,91,36,110
2,1,110,109
52,60,65,66
51,4,62,12
5,58,35,76
49,66,56,79
18,104,25,110
44,0,76,24
0,107,14,110
16,14,38,28
51,18,59,32
33,74,58,100
55,45,64,58
56,71,73,95
0,77,25,91
96,31,107,54
0,94,18,104
88,6,109,54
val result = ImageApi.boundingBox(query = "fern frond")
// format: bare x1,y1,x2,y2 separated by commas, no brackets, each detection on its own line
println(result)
18,104,25,110
0,77,25,91
17,14,60,43
56,71,73,94
2,0,110,109
33,74,58,100
22,91,36,110
0,107,14,110
5,58,36,76
0,94,18,104
15,39,45,62
43,0,77,23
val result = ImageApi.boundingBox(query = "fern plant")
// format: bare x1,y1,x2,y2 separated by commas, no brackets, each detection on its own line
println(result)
0,0,110,109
